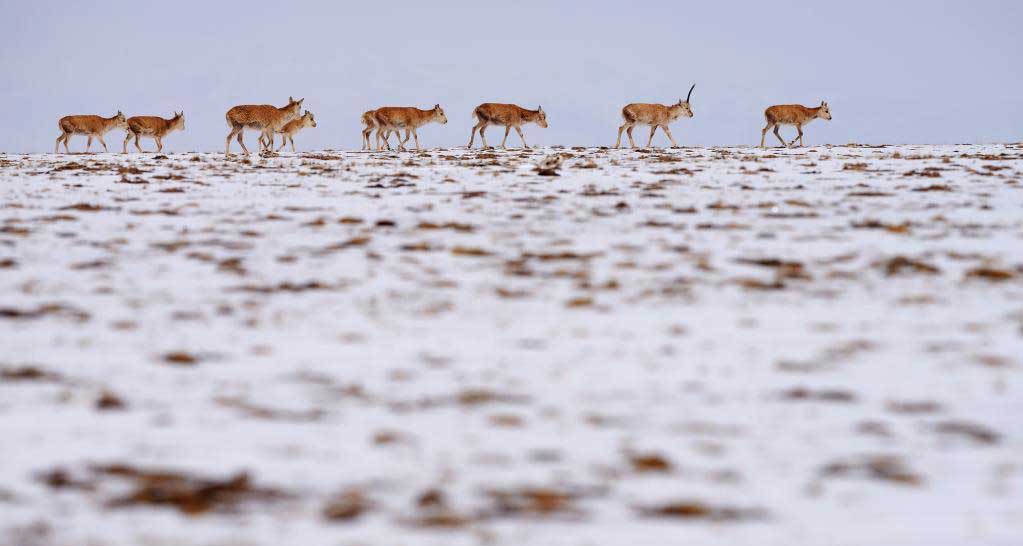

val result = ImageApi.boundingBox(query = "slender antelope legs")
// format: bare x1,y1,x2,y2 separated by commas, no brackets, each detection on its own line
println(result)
362,127,373,150
615,123,632,148
226,127,241,155
97,135,109,153
468,122,487,148
788,124,804,147
55,133,68,153
155,136,163,153
646,126,658,147
773,125,787,147
501,126,511,148
662,125,679,147
477,125,490,148
376,128,391,150
514,126,528,148
236,131,249,154
760,123,771,148
411,128,421,151
85,136,93,152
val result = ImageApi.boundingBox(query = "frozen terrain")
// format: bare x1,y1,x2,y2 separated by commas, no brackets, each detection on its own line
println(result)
1,144,1022,546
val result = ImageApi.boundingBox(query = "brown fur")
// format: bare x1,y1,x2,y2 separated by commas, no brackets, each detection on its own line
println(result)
224,97,303,155
760,102,832,148
361,110,379,150
615,85,695,149
258,111,316,153
372,105,447,151
468,103,548,149
123,112,185,154
55,111,128,154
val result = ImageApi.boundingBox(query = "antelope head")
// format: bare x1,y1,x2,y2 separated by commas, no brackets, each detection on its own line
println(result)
303,111,317,128
673,84,696,118
113,111,128,129
286,96,304,118
535,106,548,128
818,101,832,120
433,104,448,124
172,111,185,131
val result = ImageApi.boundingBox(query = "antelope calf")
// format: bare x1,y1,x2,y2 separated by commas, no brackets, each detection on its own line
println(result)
372,105,448,151
360,109,395,150
760,101,832,148
224,96,303,155
54,111,128,153
468,104,548,149
123,112,185,153
260,111,316,152
615,84,695,149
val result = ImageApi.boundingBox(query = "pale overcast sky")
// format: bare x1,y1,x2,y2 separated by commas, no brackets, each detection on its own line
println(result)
1,0,1020,152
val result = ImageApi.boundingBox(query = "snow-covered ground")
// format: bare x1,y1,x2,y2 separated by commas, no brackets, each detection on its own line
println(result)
1,144,1022,546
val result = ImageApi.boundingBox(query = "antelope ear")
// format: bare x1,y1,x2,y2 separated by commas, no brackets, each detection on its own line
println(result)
434,104,440,109
297,97,304,104
289,96,294,102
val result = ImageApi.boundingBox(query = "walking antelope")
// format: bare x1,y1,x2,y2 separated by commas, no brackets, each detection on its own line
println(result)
360,110,396,150
372,105,448,151
258,111,316,152
468,103,548,149
123,112,185,153
224,96,303,155
54,111,128,153
760,101,832,148
615,84,695,149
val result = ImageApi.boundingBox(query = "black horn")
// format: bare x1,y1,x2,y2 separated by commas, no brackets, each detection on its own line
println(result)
686,84,696,103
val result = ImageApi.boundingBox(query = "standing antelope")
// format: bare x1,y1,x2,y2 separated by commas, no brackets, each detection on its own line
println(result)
467,103,548,149
123,112,185,154
372,105,448,151
360,109,395,150
615,84,695,149
260,111,316,152
224,96,303,155
760,101,832,148
54,111,128,154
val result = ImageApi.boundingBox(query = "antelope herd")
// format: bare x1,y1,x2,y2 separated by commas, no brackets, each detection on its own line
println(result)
53,87,834,154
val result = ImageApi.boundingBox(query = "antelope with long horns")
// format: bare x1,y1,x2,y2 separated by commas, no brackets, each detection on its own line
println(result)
760,101,832,148
123,112,185,153
372,105,448,151
615,84,695,149
54,111,128,154
468,103,548,149
224,96,303,155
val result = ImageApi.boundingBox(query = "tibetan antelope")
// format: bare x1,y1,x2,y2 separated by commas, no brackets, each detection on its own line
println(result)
615,84,695,149
468,104,548,149
123,112,185,153
760,101,832,148
54,111,128,153
372,105,448,151
360,109,396,150
259,111,316,152
224,96,303,155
